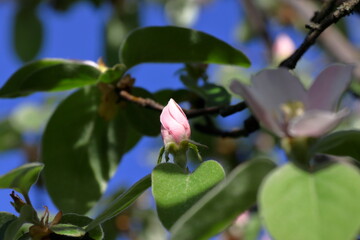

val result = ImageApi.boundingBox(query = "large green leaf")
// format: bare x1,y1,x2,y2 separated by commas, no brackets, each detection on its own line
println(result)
13,6,43,62
0,163,43,196
120,26,251,68
42,86,128,214
152,160,225,230
311,130,360,161
0,59,100,98
86,174,151,231
170,159,276,240
259,162,360,240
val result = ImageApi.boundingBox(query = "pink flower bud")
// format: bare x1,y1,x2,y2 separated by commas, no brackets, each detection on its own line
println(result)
272,34,295,61
160,99,191,145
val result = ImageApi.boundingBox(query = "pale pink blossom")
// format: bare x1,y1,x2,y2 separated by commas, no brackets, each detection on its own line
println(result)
230,64,353,138
160,99,191,145
272,34,295,60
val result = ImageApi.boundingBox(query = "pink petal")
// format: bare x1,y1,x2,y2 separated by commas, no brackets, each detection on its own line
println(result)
167,99,191,137
160,99,190,144
288,109,349,137
308,64,353,111
230,80,285,137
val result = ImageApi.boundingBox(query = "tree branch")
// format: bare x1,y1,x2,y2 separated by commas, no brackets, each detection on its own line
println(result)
119,90,247,119
280,0,360,69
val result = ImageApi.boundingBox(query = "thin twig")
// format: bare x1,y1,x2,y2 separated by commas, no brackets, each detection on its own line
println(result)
119,90,247,119
280,0,360,69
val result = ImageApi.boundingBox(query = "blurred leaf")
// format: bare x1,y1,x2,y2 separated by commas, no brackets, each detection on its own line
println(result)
13,7,43,62
105,2,139,66
0,120,22,151
50,0,79,11
170,159,275,240
125,87,161,136
165,0,200,27
244,214,262,240
10,103,51,133
311,130,360,161
0,163,43,196
120,26,251,68
86,175,151,231
42,86,127,214
152,160,225,230
4,205,36,240
60,214,103,239
259,163,360,240
0,59,100,98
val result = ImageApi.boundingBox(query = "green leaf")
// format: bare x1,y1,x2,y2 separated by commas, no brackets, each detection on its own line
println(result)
120,26,251,68
259,162,360,240
0,212,17,240
98,64,127,84
86,174,151,231
311,130,360,161
42,86,126,214
152,160,225,230
154,89,192,106
4,205,36,240
0,163,43,196
58,213,103,239
125,87,161,136
0,120,22,151
170,159,276,240
0,59,100,98
13,7,43,62
50,224,86,237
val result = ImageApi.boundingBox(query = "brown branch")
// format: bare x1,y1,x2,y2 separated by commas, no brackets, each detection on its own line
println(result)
119,90,247,119
280,0,360,69
119,90,164,111
311,0,338,23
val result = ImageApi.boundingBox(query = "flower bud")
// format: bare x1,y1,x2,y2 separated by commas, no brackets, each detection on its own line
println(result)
272,34,295,61
160,99,191,145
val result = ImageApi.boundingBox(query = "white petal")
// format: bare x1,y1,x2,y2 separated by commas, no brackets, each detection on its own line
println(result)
250,68,308,110
230,80,286,137
308,64,353,111
288,109,349,137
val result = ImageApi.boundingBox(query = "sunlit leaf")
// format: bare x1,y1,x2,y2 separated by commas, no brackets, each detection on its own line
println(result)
0,59,100,98
42,86,127,214
0,163,43,196
120,26,251,68
170,159,275,240
260,162,360,240
153,160,225,230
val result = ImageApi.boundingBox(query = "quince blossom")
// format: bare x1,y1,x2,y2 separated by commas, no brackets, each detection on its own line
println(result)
160,98,191,145
230,64,353,138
